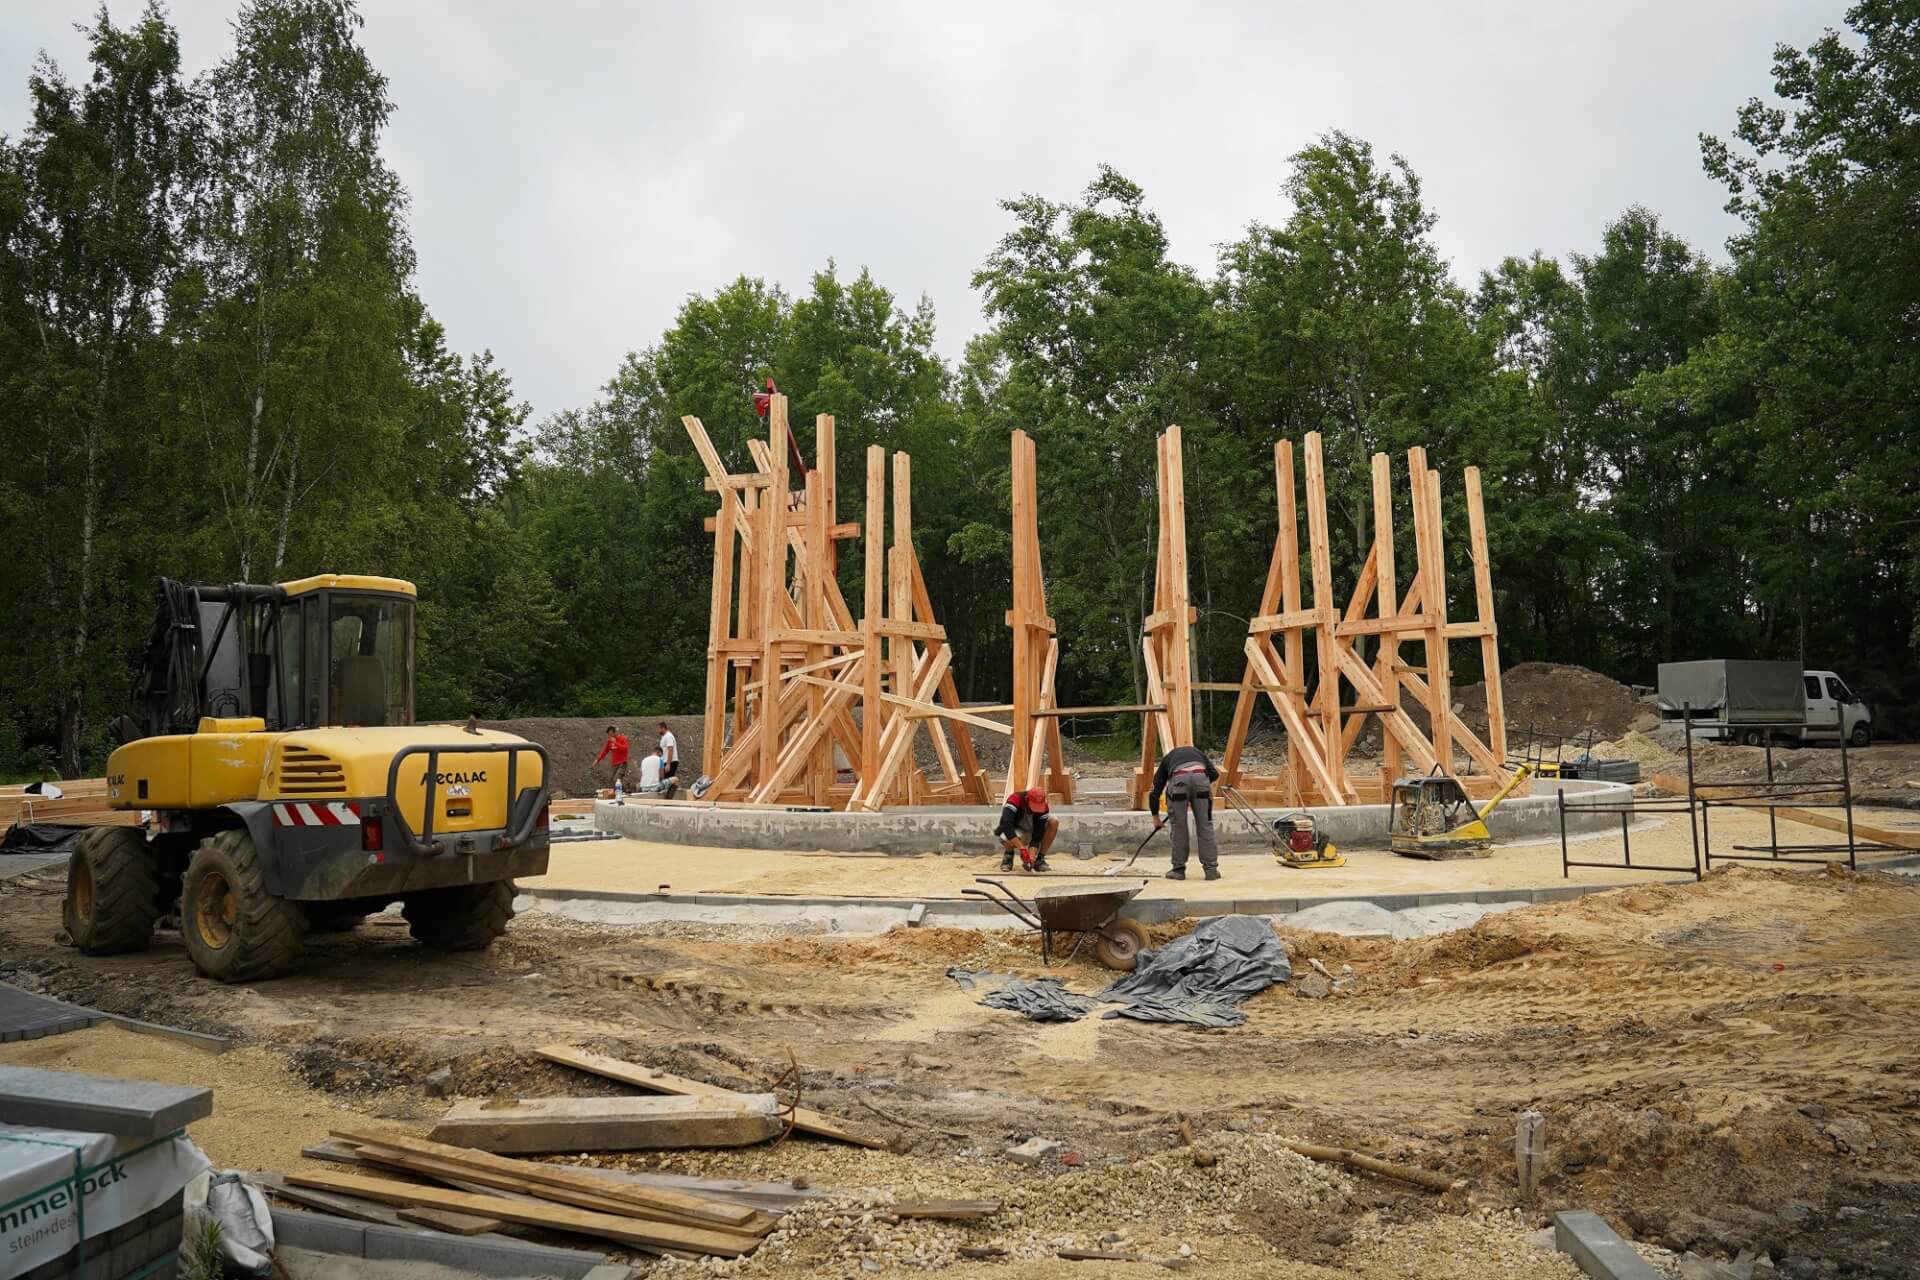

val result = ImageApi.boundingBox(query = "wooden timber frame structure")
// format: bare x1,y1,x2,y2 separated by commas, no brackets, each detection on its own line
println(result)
685,395,992,810
1127,426,1518,808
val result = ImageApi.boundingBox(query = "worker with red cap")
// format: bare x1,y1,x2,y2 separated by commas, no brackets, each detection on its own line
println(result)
994,785,1057,872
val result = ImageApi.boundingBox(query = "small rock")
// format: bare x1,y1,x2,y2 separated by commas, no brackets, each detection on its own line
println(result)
1523,1227,1557,1250
424,1066,453,1097
1007,1137,1063,1165
1777,1203,1812,1226
792,1176,809,1190
1177,1243,1193,1257
1060,1150,1082,1167
1338,964,1354,977
1314,1226,1352,1247
1191,1149,1216,1168
1835,1206,1865,1222
862,1261,882,1274
1101,1233,1123,1245
1824,1117,1873,1153
1307,957,1334,979
1296,973,1333,1000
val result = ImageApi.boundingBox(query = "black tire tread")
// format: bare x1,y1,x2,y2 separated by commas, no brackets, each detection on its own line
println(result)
182,828,308,983
402,880,516,951
65,826,160,954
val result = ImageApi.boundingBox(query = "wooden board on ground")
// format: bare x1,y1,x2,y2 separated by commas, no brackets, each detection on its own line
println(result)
427,1095,781,1154
546,1163,828,1211
397,1207,503,1235
536,1044,889,1150
884,1200,1001,1221
332,1128,758,1229
286,1170,760,1258
1648,774,1920,851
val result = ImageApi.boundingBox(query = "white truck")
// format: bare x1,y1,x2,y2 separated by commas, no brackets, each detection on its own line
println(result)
1657,660,1873,747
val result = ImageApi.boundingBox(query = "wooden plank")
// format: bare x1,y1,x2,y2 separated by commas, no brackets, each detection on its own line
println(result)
287,1171,760,1258
1278,440,1308,804
535,1045,890,1150
398,1207,503,1235
883,1200,1001,1221
1303,432,1348,801
331,1129,757,1229
883,693,1014,736
1163,425,1194,745
1028,704,1165,717
1648,775,1920,850
1008,431,1037,798
428,1096,780,1154
702,477,737,778
1246,638,1346,803
768,628,863,647
758,396,790,792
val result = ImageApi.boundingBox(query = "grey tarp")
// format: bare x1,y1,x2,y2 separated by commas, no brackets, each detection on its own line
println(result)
1095,915,1291,1026
955,916,1292,1030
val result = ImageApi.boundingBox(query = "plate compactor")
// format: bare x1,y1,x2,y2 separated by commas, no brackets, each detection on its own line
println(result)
1219,784,1345,869
1388,763,1534,859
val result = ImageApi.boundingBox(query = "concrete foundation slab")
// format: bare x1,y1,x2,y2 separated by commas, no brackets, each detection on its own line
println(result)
593,778,1633,855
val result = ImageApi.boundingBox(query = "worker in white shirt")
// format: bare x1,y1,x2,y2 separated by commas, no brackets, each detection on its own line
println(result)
637,747,665,793
656,722,679,781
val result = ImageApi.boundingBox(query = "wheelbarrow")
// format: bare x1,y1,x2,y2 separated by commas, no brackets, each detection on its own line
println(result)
961,877,1153,970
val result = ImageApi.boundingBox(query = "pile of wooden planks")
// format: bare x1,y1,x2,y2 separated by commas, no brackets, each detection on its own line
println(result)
0,779,138,831
292,1128,783,1258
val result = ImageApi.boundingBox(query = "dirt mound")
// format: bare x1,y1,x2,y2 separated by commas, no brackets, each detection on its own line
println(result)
466,714,703,798
1455,662,1645,741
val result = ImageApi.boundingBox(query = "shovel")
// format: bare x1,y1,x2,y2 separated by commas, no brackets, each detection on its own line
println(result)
1102,825,1165,876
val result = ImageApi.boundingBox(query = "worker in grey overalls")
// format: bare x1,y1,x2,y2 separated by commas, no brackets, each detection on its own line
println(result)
1147,745,1220,881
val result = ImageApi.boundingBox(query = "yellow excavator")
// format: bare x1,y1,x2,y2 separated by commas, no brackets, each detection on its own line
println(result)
66,575,550,982
1389,763,1535,859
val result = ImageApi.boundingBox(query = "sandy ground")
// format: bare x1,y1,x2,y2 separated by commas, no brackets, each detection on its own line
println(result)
2,858,1916,1277
525,805,1920,902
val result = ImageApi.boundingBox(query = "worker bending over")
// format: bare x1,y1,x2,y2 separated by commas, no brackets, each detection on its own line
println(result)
995,786,1057,872
1149,745,1220,881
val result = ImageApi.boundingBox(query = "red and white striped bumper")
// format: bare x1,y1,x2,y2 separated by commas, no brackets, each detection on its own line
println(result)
271,800,362,827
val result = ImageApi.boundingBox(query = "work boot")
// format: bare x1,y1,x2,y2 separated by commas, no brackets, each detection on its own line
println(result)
1203,867,1222,881
1000,853,1015,872
1165,867,1186,881
1033,856,1050,873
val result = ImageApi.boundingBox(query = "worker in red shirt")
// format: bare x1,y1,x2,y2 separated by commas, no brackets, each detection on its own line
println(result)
994,786,1057,873
594,725,631,790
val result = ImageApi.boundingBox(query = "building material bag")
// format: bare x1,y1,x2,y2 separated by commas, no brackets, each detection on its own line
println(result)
1,1122,208,1277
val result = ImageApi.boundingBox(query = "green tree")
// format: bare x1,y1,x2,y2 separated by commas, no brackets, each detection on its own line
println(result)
0,4,195,773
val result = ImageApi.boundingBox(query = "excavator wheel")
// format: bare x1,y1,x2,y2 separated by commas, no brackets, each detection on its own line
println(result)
1095,918,1153,972
402,880,516,952
181,828,309,982
65,826,160,954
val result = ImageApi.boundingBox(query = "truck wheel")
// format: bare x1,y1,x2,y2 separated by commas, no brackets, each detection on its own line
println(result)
181,829,308,982
304,907,369,934
1738,728,1765,747
1849,724,1871,747
402,881,516,951
64,826,160,954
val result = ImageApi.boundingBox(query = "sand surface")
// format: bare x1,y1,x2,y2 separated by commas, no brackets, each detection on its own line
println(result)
526,804,1919,901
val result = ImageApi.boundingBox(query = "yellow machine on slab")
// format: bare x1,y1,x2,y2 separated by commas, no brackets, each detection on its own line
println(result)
66,575,550,982
1389,763,1534,859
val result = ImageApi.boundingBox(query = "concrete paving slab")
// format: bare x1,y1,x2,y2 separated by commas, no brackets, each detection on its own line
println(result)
0,1063,212,1137
270,1207,628,1279
0,982,106,1043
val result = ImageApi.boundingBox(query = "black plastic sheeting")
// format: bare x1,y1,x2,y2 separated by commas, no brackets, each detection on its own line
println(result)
0,823,87,854
950,915,1292,1030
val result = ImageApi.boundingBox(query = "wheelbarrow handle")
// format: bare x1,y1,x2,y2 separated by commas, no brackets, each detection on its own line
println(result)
959,884,1041,931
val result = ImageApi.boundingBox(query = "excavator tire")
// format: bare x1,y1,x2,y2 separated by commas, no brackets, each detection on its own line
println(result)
402,880,516,952
65,826,160,954
181,828,309,982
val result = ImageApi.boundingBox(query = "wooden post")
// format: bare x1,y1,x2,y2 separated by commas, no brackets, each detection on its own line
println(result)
1371,451,1401,788
889,451,915,803
1303,432,1345,801
1466,467,1505,764
805,469,830,803
757,398,790,792
1009,432,1036,796
1278,441,1306,803
862,446,884,799
702,477,736,779
1163,425,1194,747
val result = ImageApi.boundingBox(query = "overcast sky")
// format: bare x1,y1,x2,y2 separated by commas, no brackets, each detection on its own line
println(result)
4,1,1842,420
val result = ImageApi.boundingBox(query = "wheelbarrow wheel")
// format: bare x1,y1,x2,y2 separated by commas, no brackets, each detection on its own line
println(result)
1095,918,1152,971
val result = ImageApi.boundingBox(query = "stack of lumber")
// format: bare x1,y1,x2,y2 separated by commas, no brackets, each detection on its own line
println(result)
0,779,138,830
292,1128,782,1258
535,1044,889,1150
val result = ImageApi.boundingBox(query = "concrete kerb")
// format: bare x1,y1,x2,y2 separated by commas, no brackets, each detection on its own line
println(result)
592,778,1632,856
270,1207,634,1279
1553,1209,1664,1280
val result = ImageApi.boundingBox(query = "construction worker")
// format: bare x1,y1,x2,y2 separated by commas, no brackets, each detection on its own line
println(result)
994,786,1056,872
657,721,679,781
1148,745,1219,881
593,725,630,791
